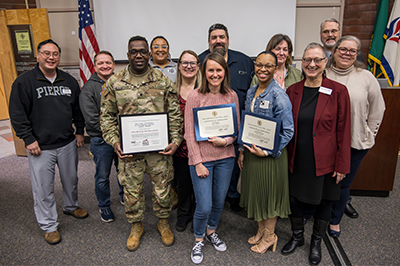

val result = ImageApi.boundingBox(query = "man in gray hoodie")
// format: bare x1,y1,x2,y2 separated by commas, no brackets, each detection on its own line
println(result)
80,51,123,222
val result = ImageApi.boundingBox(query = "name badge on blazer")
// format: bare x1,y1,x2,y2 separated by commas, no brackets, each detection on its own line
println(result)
260,100,269,109
319,86,332,95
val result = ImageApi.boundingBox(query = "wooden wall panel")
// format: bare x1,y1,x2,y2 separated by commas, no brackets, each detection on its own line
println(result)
0,69,9,120
0,8,50,156
351,88,400,192
28,9,51,49
0,0,36,10
4,9,30,24
0,10,17,104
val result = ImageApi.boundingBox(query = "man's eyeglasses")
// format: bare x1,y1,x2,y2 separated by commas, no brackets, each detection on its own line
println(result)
39,50,60,58
322,29,339,35
302,57,326,65
180,61,198,68
254,62,276,69
337,47,358,56
152,45,168,50
129,49,149,57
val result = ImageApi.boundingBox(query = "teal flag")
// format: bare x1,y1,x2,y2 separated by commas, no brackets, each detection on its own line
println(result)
368,0,389,77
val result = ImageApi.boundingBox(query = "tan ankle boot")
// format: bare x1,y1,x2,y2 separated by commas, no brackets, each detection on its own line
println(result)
127,222,144,251
250,229,278,253
158,218,174,246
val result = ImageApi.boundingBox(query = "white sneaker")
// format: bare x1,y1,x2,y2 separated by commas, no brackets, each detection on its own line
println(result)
191,241,204,264
206,232,227,252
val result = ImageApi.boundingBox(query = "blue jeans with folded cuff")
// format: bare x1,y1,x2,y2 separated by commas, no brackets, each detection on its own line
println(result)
90,137,123,208
190,157,235,239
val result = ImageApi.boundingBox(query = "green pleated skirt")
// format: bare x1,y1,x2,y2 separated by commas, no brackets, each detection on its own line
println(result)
239,148,291,221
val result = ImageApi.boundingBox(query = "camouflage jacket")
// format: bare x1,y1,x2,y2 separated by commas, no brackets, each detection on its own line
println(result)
100,65,183,149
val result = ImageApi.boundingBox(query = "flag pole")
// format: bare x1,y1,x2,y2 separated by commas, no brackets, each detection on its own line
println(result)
373,62,376,76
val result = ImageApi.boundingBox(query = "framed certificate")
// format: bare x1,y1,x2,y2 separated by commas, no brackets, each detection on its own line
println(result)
193,103,238,141
119,112,169,155
238,111,282,154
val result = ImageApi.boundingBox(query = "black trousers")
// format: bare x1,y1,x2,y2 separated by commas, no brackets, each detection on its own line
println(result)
173,155,195,224
289,196,331,221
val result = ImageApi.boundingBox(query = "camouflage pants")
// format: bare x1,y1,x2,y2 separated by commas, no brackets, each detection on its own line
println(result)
118,153,173,223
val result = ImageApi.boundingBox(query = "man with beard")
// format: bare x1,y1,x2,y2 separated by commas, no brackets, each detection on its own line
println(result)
100,36,183,251
320,18,364,63
198,23,254,212
319,18,363,220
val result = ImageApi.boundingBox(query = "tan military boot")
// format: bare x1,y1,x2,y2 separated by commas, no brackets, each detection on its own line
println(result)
126,222,144,251
157,218,174,246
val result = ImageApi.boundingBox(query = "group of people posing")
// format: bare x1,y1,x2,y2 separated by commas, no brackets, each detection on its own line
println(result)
9,19,385,266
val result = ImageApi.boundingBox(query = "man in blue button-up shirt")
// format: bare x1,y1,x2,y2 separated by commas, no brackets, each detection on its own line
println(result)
199,23,254,212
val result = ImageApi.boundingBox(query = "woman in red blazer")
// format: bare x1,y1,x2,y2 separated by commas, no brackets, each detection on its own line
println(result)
281,43,351,266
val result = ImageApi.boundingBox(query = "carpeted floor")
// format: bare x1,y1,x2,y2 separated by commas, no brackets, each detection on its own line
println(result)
0,144,399,265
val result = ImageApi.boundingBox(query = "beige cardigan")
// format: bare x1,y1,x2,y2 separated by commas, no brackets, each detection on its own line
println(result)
326,65,385,150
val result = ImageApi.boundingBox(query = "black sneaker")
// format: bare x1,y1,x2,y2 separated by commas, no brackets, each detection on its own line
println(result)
191,241,204,264
226,196,243,212
176,220,188,232
99,207,114,223
206,232,226,252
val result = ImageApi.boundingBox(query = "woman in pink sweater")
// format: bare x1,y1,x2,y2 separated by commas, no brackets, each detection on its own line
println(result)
185,52,240,264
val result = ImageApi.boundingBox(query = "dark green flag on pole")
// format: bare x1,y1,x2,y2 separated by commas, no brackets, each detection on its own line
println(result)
368,0,389,77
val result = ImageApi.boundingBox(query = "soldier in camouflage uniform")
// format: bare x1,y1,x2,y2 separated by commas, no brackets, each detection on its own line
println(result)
100,36,183,252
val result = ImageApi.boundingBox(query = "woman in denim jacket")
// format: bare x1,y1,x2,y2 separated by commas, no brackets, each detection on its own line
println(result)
238,51,294,254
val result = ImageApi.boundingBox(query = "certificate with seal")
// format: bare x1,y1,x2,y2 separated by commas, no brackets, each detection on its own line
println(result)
119,112,169,155
238,111,281,154
193,103,238,141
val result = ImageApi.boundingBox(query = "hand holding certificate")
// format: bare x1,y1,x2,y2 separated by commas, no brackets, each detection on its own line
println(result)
193,103,238,141
238,111,282,154
119,112,170,155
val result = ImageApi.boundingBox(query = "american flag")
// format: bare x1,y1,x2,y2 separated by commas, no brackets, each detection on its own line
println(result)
79,0,100,86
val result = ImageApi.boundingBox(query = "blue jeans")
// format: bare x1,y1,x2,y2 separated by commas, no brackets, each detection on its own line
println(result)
90,137,123,208
190,157,235,238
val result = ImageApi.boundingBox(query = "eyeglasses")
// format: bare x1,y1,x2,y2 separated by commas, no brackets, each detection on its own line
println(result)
254,62,276,69
337,47,358,56
322,29,339,35
180,61,198,68
302,57,326,65
129,49,149,57
39,50,60,58
152,45,168,50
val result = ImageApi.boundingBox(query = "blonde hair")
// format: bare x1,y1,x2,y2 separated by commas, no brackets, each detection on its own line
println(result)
175,50,202,93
